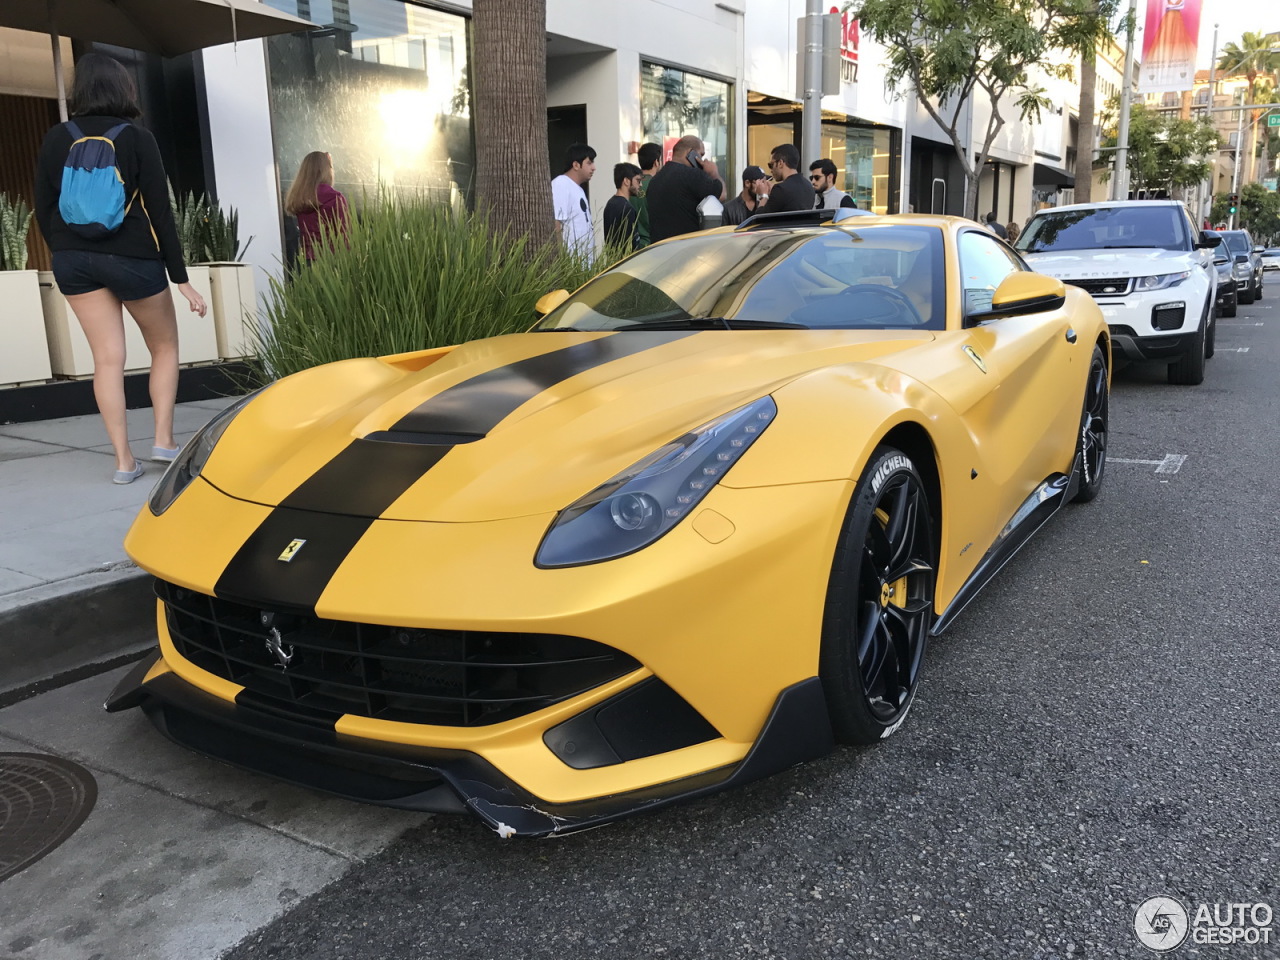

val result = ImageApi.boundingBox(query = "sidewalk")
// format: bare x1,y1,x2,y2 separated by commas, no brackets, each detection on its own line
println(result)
0,397,239,695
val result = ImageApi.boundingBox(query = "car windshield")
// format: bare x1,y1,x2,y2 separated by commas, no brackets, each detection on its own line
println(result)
534,225,947,332
1220,232,1250,255
1015,206,1189,253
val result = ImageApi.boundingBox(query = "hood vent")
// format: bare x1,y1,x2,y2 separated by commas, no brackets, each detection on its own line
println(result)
363,430,484,445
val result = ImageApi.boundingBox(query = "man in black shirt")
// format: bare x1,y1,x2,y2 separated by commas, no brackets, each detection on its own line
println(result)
764,143,813,214
722,165,771,225
646,135,724,243
603,162,643,249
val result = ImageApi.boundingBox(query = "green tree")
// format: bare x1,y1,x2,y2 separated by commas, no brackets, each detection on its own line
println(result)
1216,32,1280,184
1099,102,1218,198
849,0,1118,218
1239,181,1280,240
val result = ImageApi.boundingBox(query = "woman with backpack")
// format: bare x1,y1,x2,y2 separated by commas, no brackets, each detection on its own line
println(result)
34,53,206,485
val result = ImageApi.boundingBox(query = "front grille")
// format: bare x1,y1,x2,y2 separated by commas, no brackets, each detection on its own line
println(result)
156,579,641,727
1065,277,1133,297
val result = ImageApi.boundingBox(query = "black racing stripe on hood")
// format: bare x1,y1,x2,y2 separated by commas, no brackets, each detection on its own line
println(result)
390,334,693,435
213,332,693,612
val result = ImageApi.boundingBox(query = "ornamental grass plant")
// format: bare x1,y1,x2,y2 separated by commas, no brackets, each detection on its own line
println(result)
248,192,631,382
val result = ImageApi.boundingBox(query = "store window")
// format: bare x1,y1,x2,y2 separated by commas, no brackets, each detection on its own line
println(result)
263,0,472,207
819,122,893,214
640,61,732,180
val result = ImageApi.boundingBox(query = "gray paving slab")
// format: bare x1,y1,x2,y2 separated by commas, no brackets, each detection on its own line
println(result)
0,505,146,581
0,731,352,960
0,667,428,859
0,450,152,535
0,565,43,595
0,436,76,463
0,406,168,447
0,668,427,959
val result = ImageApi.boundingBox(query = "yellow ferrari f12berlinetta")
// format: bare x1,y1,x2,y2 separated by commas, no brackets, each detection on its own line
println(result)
108,211,1110,837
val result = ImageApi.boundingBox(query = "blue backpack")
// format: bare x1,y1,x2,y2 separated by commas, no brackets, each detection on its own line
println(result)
58,121,136,239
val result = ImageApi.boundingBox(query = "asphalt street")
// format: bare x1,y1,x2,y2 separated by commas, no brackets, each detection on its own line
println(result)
4,275,1278,960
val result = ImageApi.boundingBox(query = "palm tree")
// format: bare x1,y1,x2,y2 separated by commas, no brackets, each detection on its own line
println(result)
472,0,555,246
1216,32,1280,183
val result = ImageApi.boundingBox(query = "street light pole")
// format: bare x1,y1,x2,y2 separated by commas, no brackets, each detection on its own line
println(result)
800,0,823,169
1113,0,1139,201
1201,23,1218,224
1231,88,1245,229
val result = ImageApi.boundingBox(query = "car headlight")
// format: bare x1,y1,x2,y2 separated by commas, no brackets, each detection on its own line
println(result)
1136,271,1191,291
149,388,265,516
536,397,777,567
1233,263,1251,278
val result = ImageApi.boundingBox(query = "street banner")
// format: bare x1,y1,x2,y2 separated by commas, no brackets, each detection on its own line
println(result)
1140,0,1202,93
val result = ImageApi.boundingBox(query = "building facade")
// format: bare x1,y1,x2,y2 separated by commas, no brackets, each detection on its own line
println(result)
0,0,1111,392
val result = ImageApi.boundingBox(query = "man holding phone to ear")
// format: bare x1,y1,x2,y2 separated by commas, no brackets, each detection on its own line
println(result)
646,135,725,243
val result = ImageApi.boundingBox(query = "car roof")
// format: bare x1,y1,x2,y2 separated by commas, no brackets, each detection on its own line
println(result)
1029,199,1186,215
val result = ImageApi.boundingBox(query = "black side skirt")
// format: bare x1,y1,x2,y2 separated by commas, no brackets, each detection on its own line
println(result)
106,663,834,838
931,465,1077,636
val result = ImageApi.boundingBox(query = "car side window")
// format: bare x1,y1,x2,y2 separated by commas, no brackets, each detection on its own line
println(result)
958,230,1023,315
1182,210,1203,251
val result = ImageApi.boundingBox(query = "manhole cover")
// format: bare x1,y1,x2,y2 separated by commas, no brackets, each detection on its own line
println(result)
0,753,97,884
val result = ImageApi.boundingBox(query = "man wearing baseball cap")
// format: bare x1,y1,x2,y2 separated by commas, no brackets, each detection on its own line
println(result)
722,165,771,226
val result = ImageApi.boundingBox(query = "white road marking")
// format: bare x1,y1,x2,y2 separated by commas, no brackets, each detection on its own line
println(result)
1218,321,1264,326
1106,454,1188,475
1220,347,1251,352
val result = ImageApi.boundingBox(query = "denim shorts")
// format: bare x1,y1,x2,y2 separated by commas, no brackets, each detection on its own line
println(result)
51,250,169,301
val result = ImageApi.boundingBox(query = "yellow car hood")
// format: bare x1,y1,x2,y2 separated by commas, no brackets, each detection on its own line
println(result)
203,329,934,522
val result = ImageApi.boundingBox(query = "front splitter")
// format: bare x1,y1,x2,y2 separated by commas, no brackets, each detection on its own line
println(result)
106,657,834,838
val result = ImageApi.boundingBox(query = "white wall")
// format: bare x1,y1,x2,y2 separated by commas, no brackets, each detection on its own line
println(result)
201,39,282,311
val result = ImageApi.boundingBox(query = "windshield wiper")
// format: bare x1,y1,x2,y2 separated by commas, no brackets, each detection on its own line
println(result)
622,316,806,330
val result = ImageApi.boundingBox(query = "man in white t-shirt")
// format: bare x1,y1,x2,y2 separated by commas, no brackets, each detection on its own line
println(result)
551,143,597,261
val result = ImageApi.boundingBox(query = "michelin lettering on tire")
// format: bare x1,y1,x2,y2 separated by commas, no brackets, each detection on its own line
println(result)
870,454,912,494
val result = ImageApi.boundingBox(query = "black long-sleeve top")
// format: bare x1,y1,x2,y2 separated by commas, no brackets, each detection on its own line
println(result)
34,115,189,284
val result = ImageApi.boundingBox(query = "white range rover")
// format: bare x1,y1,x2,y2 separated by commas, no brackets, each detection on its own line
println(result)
1016,200,1220,385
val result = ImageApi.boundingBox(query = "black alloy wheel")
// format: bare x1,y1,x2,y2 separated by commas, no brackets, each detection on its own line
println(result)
1071,345,1108,503
821,446,936,744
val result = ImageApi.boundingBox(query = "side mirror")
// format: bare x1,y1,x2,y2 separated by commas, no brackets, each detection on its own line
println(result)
1254,246,1265,253
1199,234,1223,249
968,272,1066,323
535,289,570,316
1235,254,1250,264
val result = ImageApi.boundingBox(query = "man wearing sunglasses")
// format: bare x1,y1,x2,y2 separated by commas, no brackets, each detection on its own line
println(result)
809,158,856,211
763,143,814,214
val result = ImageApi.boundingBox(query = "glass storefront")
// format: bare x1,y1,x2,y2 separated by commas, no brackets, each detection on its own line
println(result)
640,61,732,179
746,95,898,214
263,0,472,207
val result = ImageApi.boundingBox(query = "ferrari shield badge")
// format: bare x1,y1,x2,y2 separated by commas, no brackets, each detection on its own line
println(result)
278,538,307,563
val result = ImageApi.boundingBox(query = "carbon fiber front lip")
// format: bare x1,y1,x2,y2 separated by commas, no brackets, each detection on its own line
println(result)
106,659,834,837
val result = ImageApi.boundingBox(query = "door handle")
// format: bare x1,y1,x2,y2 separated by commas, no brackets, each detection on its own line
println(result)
1065,328,1078,344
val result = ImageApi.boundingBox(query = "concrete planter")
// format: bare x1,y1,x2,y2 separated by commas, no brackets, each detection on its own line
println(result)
39,266,217,377
0,270,54,386
203,262,258,359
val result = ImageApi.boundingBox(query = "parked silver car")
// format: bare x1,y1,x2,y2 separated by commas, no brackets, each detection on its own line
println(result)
1218,230,1264,303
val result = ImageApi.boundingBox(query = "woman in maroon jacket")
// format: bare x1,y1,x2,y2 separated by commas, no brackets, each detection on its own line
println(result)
34,53,207,485
285,152,349,262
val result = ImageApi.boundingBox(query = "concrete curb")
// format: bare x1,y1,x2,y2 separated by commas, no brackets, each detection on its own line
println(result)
0,565,155,696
